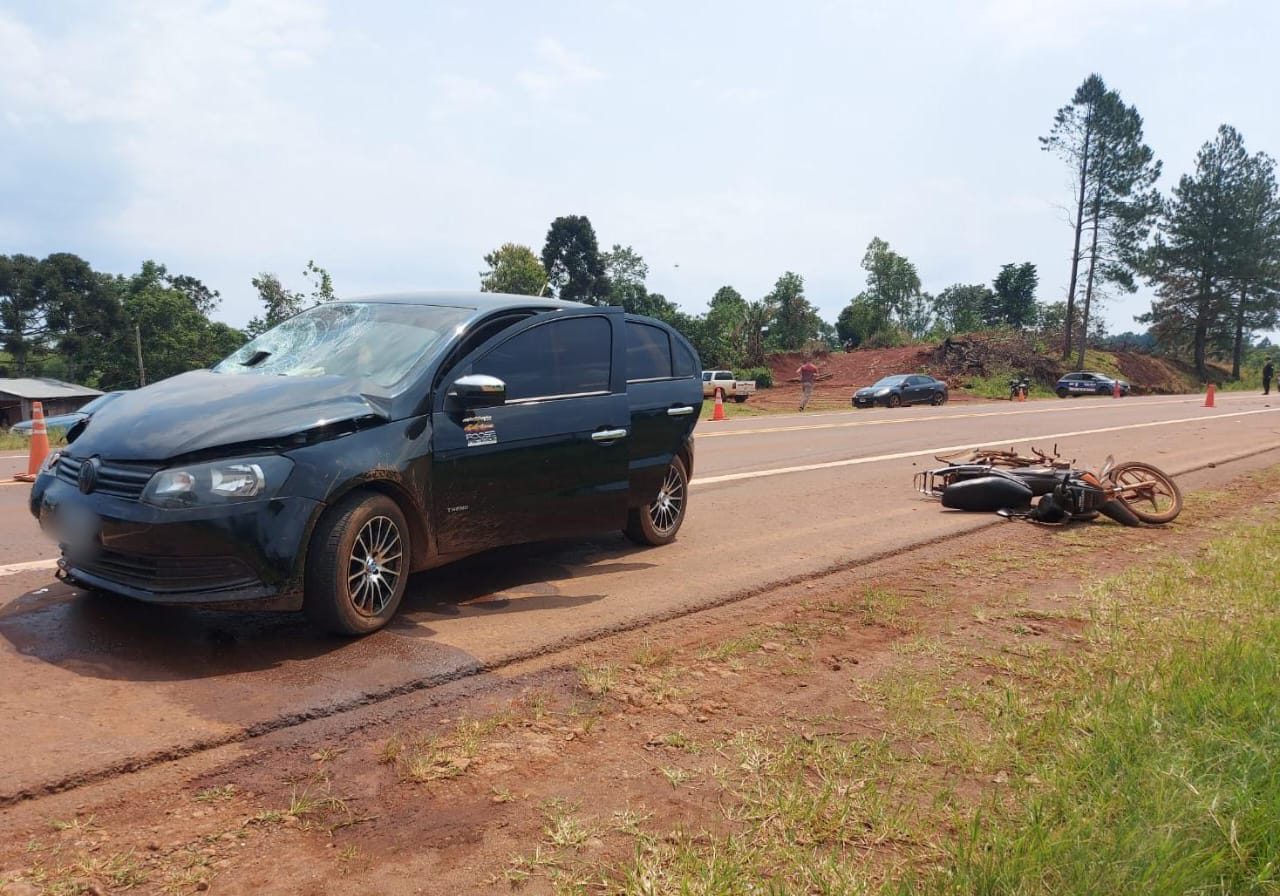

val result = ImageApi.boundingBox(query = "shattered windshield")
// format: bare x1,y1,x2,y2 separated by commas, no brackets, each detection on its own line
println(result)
214,302,470,389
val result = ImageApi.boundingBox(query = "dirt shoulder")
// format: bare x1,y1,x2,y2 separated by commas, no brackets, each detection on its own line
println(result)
2,457,1278,896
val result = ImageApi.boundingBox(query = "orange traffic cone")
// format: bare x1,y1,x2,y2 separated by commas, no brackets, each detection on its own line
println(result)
1018,386,1026,402
712,389,726,421
1204,383,1216,408
1112,380,1121,399
15,401,50,482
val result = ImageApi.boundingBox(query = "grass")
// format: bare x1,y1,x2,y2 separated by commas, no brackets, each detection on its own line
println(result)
0,428,67,452
590,506,1280,894
698,399,781,420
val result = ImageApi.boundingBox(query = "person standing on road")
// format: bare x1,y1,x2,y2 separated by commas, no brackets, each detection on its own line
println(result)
1263,359,1274,395
798,358,819,411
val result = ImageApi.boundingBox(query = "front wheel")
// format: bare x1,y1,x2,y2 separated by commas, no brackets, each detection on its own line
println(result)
624,456,688,546
1107,461,1183,524
887,394,902,408
1056,387,1069,398
305,491,410,635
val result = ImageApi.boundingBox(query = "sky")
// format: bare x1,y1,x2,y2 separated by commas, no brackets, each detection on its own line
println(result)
2,0,1277,337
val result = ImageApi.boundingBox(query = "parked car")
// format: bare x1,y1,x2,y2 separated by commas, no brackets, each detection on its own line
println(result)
30,293,703,635
701,370,756,403
852,374,948,408
11,392,125,436
1055,371,1130,398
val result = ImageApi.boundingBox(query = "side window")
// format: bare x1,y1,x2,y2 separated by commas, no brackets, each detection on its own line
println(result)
626,322,672,381
474,316,612,401
673,339,696,378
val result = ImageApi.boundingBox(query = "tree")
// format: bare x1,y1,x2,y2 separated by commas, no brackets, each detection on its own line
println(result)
1142,126,1276,378
1222,152,1280,377
933,283,995,334
991,263,1039,328
860,237,922,321
0,254,52,375
701,286,750,368
244,261,335,338
480,243,546,296
763,272,823,351
541,215,610,304
1042,74,1162,364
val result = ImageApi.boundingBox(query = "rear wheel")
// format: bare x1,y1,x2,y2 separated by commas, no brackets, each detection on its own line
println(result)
624,456,688,546
1107,461,1183,524
733,395,747,403
887,394,902,408
305,491,410,636
930,391,946,406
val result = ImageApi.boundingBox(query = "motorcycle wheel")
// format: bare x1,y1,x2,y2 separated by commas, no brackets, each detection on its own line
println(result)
1107,461,1183,524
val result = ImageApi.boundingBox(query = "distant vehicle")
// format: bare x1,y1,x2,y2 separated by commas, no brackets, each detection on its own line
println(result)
1055,372,1130,398
10,392,125,436
853,374,948,409
701,370,756,403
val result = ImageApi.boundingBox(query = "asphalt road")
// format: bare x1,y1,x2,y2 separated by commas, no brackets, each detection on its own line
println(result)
2,391,1279,800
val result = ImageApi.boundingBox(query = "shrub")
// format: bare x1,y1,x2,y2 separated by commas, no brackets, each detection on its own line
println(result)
734,367,773,388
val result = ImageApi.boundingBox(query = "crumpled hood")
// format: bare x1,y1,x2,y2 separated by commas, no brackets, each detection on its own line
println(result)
65,370,388,461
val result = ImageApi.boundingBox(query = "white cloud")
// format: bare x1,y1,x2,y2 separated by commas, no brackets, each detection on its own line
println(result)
976,0,1203,51
516,37,604,100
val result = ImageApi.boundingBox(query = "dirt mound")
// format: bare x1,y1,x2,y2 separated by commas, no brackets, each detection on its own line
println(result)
748,336,1208,409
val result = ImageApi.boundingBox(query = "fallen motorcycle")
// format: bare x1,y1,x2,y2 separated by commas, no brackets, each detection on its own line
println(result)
915,445,1183,526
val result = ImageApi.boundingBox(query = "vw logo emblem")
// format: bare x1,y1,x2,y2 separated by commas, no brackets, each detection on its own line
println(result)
78,457,101,494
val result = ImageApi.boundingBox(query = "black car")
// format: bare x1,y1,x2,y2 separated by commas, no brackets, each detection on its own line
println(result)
852,374,948,408
1055,371,1130,398
30,293,703,635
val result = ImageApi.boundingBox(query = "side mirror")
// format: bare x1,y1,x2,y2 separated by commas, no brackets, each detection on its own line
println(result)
448,374,507,408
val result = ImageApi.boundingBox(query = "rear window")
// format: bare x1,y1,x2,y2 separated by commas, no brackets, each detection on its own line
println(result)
626,322,672,381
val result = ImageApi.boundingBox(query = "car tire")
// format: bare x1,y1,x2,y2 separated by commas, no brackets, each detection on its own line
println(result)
930,391,946,406
733,395,747,403
624,455,688,547
1056,387,1069,398
887,394,902,408
304,491,410,636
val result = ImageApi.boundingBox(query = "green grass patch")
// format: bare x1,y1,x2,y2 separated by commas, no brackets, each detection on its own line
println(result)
593,509,1280,894
961,372,1054,401
0,427,67,452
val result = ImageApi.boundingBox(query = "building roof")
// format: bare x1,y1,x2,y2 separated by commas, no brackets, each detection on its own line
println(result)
0,377,104,400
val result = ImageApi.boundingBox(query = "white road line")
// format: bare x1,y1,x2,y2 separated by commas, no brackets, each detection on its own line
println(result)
0,559,58,577
700,395,1245,438
692,407,1280,485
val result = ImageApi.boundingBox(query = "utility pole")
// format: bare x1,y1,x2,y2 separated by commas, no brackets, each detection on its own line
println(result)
135,324,146,387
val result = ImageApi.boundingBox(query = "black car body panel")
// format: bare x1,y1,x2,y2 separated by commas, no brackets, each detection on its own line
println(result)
853,374,947,408
30,293,702,610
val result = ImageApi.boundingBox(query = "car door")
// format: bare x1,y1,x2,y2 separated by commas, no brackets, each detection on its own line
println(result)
623,319,700,505
431,309,630,556
904,375,928,403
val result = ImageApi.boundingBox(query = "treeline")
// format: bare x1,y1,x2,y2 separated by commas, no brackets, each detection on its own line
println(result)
0,255,330,388
482,215,1065,371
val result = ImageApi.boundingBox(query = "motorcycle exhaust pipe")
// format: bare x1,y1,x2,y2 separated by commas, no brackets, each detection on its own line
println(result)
1098,499,1142,527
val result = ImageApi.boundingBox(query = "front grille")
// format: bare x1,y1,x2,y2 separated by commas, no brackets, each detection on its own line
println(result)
56,456,163,500
69,549,259,594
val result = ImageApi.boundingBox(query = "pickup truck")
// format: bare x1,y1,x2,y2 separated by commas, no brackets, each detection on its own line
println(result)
30,293,703,635
702,369,757,403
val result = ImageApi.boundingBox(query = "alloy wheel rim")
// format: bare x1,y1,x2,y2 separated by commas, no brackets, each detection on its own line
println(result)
649,465,685,535
347,515,403,616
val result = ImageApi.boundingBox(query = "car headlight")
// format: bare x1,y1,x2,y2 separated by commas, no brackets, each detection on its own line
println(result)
141,456,294,508
874,388,891,396
39,449,63,475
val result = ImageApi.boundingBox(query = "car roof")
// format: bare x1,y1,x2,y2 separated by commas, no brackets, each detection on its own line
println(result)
343,291,586,313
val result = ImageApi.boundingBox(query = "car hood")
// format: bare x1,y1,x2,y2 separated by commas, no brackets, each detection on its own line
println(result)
64,370,389,461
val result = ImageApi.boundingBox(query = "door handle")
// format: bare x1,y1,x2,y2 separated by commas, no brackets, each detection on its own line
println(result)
666,406,694,416
591,428,628,442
